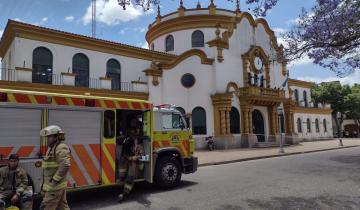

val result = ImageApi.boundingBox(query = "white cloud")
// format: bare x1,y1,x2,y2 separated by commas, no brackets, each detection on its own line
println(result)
136,42,148,49
14,18,23,22
289,55,313,67
0,30,3,38
41,17,48,23
296,70,360,86
286,17,301,25
273,28,287,34
82,0,153,26
119,26,146,35
64,16,75,22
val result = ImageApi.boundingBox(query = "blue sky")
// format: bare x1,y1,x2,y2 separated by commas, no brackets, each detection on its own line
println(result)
0,0,358,85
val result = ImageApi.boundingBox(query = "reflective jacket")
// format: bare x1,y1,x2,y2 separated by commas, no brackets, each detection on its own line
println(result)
42,141,70,192
0,165,28,195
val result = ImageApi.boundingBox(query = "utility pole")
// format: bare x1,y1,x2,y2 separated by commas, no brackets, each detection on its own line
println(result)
92,0,96,38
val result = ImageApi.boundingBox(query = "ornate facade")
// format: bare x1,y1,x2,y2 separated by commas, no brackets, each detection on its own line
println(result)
0,2,333,149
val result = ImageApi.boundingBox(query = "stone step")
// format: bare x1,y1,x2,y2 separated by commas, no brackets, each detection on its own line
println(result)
253,142,290,148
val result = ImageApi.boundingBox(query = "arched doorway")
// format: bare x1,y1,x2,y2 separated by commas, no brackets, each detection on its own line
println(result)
252,110,265,142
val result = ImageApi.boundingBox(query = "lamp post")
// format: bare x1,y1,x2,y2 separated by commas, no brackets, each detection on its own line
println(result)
277,106,285,153
336,111,343,146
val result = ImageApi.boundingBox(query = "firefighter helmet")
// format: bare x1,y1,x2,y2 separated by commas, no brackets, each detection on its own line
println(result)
40,125,64,137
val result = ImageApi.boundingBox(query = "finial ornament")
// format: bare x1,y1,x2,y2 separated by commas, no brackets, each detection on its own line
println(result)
236,0,240,11
197,0,201,9
180,0,184,7
157,4,161,17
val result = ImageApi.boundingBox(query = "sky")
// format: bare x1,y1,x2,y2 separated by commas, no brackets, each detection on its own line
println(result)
0,0,358,85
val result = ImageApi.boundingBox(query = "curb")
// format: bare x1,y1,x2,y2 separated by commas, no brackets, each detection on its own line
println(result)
198,145,360,167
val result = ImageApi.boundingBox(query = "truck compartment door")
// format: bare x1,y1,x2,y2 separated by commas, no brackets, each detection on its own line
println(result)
48,109,102,187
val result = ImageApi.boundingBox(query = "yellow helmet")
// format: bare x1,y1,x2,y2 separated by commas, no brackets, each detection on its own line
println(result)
40,125,64,137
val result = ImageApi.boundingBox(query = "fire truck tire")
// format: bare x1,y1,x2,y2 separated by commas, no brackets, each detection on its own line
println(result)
154,156,182,189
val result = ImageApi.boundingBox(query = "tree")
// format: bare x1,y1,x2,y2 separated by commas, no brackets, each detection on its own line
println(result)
344,84,360,130
283,0,360,77
311,81,351,117
312,82,360,136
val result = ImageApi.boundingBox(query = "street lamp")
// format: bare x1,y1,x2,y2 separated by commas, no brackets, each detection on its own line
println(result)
277,106,285,153
336,111,343,146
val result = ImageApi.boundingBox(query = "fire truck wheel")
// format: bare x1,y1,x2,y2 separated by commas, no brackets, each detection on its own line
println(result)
155,156,182,189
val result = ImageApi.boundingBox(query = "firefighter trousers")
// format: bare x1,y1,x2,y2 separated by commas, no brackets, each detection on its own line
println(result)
40,189,69,210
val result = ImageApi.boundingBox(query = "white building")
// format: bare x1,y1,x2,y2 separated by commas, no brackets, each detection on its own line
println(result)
0,2,333,149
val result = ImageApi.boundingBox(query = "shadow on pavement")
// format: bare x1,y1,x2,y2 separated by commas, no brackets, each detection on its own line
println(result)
68,180,198,209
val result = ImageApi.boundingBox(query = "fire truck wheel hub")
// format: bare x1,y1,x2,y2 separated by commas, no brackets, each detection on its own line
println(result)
162,163,177,182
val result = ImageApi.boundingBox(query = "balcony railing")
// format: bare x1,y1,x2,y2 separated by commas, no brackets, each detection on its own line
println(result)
0,68,137,92
293,99,331,109
238,86,286,98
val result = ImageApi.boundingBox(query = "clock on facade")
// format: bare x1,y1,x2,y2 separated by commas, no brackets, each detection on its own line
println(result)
254,56,263,71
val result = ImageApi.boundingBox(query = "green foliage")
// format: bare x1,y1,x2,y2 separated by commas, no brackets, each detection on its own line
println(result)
311,82,351,116
345,84,360,121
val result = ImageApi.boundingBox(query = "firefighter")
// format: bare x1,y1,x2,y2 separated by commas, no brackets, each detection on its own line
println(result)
118,120,145,202
0,154,33,210
39,125,71,210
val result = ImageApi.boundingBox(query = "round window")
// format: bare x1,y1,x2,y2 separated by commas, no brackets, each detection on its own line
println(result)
181,73,195,88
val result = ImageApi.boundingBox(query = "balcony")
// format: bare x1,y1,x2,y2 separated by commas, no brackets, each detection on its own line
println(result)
0,68,146,93
238,86,286,98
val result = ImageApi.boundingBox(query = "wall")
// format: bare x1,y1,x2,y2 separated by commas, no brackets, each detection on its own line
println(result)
151,28,217,56
289,85,312,105
148,55,215,147
12,37,150,83
294,113,333,139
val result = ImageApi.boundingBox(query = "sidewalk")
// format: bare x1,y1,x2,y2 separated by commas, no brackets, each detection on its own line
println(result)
195,138,360,167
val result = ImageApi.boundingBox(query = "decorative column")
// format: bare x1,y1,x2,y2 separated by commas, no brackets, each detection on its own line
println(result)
284,99,296,135
268,106,277,135
240,104,251,134
226,107,231,134
211,93,232,136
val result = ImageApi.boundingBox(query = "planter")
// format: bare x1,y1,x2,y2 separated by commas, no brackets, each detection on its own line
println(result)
61,72,76,86
131,81,148,93
100,77,112,90
15,67,32,83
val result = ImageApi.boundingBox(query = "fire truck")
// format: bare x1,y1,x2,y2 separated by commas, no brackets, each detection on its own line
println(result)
0,84,197,194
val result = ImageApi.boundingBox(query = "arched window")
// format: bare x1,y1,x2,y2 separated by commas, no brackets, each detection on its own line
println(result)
297,118,302,133
303,91,308,107
294,89,299,104
151,43,155,50
176,107,189,128
230,107,240,134
315,119,320,133
106,59,121,90
165,35,174,52
176,107,186,116
72,53,89,87
307,118,311,133
32,47,53,84
192,30,204,47
323,119,327,132
192,107,206,135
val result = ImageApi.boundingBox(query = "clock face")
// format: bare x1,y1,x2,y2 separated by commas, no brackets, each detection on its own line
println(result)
254,56,263,71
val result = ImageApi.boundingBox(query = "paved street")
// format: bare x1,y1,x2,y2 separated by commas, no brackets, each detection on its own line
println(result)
69,147,360,210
